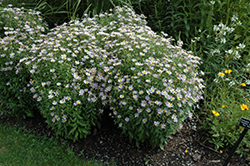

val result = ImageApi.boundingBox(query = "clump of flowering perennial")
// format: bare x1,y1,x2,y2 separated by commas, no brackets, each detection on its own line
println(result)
93,6,204,147
0,5,48,118
18,18,108,140
14,5,204,146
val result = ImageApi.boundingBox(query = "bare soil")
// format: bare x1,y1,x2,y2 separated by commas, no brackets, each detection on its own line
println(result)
0,109,249,166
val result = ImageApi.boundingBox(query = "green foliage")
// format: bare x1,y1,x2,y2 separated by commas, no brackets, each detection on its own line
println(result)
2,0,133,28
187,0,250,157
202,72,250,156
130,0,205,45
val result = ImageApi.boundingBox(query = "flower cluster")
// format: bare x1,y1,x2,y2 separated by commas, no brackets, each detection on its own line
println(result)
0,4,48,39
1,5,204,146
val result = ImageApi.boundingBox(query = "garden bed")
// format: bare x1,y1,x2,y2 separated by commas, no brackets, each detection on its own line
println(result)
0,110,249,166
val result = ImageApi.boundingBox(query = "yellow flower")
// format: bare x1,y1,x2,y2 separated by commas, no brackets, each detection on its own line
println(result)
212,110,220,116
225,69,232,73
222,105,227,108
220,150,223,154
240,83,246,86
218,72,225,77
240,104,249,110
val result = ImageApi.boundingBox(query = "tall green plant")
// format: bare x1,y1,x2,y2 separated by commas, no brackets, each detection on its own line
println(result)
5,0,133,28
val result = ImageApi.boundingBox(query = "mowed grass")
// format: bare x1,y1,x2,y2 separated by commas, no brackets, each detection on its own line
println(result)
0,121,111,166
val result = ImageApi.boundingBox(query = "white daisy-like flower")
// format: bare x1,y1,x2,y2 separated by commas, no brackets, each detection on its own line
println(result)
142,118,147,123
30,87,36,93
33,94,38,99
154,121,160,126
160,123,166,129
125,117,129,122
30,69,35,73
48,94,54,99
60,99,65,104
146,108,151,113
50,68,55,72
37,96,42,101
128,85,133,91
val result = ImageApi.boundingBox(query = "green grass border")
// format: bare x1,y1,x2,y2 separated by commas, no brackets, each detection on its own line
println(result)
0,121,113,166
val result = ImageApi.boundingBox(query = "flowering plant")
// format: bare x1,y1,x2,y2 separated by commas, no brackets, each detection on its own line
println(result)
0,5,48,118
190,1,250,156
203,70,250,156
2,5,205,147
92,6,205,147
17,18,107,140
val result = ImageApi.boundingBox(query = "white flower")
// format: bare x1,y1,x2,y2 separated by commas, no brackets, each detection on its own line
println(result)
37,96,42,101
76,100,81,104
60,99,66,104
30,87,36,93
142,118,147,123
48,94,54,99
50,68,55,72
30,69,35,73
125,117,129,122
220,38,226,44
154,121,160,126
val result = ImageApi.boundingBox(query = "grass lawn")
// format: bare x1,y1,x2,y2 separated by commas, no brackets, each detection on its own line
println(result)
0,122,109,166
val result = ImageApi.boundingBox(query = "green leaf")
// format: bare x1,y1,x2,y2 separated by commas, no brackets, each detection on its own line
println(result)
77,114,83,119
128,130,134,139
75,131,79,139
159,144,164,151
69,125,77,135
135,141,140,148
78,127,88,134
